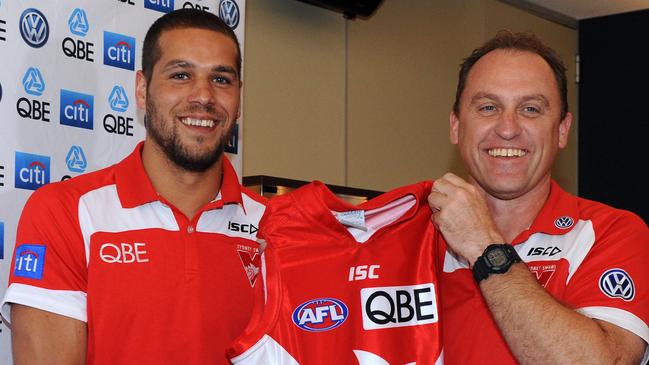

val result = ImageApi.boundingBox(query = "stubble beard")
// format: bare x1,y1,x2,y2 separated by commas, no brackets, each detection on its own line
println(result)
145,96,234,172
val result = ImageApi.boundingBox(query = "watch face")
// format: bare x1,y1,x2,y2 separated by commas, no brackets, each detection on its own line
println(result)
486,248,508,267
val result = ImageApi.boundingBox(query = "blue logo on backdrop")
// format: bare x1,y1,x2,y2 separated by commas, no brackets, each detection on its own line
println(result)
144,0,175,13
599,268,635,301
14,244,46,280
108,85,129,112
219,0,240,29
103,31,135,71
15,151,50,190
20,8,49,48
22,67,46,96
0,222,4,260
66,146,87,173
60,89,94,130
68,8,89,37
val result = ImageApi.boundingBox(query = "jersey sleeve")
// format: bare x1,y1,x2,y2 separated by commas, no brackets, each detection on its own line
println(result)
1,184,89,323
564,210,649,345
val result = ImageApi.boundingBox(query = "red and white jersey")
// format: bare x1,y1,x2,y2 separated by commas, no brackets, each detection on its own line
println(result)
229,181,443,365
439,180,649,364
2,143,266,365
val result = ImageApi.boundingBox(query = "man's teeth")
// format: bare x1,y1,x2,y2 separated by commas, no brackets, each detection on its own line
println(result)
181,118,215,127
488,148,527,157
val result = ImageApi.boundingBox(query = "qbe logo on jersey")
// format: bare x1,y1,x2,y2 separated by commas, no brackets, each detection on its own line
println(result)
361,283,438,330
60,89,94,130
14,244,46,280
103,31,135,71
292,298,348,332
15,151,50,190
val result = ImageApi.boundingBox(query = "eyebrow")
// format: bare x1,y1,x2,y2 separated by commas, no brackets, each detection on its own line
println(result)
470,92,550,107
161,59,238,78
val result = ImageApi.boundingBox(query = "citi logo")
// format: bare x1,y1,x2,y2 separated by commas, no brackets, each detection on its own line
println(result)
103,31,135,71
292,298,348,332
14,244,47,279
108,85,129,112
527,246,562,257
20,8,49,48
100,242,149,264
144,0,175,13
22,67,45,96
66,145,87,173
60,89,94,130
68,8,89,37
228,220,257,234
15,151,50,191
219,0,240,29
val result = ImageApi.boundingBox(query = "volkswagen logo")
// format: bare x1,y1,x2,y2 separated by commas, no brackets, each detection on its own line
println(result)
20,8,49,48
219,0,240,29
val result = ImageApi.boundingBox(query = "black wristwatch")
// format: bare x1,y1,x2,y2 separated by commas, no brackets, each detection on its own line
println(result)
472,243,522,283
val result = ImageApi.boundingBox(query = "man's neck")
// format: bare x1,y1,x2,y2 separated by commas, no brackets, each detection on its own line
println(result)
481,179,552,243
141,141,223,220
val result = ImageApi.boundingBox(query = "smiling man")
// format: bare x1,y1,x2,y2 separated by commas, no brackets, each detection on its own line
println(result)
2,9,265,365
429,31,649,364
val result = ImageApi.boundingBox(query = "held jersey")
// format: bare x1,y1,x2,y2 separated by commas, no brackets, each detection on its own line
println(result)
2,143,267,364
439,180,649,364
229,181,444,365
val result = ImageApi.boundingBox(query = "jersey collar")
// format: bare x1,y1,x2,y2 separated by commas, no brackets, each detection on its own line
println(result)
513,180,580,244
115,142,244,210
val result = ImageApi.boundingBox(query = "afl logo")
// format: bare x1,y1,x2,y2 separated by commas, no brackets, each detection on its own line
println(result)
292,298,348,332
554,216,574,229
20,8,49,48
599,268,635,301
219,0,240,29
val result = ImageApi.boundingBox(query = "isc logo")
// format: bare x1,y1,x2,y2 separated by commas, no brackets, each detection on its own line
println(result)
292,298,348,332
361,283,438,330
228,221,258,234
15,151,50,190
349,265,380,281
14,244,47,280
527,246,562,257
60,89,94,130
103,31,135,71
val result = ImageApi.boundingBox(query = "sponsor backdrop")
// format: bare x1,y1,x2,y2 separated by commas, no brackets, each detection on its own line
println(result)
0,0,245,362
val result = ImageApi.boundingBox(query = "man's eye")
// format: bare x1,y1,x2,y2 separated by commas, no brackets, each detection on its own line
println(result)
480,105,496,112
522,106,540,113
172,73,189,80
214,76,231,84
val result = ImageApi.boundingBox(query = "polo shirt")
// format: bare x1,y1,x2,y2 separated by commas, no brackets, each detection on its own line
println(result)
2,142,266,364
439,180,649,364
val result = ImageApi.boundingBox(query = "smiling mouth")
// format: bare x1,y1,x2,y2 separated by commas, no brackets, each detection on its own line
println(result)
180,117,216,128
488,148,527,157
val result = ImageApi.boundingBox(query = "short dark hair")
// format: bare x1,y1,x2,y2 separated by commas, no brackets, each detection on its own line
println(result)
453,30,568,119
141,8,242,83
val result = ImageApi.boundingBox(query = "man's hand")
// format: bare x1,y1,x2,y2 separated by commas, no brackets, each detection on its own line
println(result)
428,172,504,266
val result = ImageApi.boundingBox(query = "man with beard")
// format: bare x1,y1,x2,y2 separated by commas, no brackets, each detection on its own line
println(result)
429,31,649,364
1,9,266,365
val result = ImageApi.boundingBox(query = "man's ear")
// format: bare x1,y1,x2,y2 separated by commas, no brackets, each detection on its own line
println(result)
135,70,147,110
558,112,573,149
450,111,460,145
